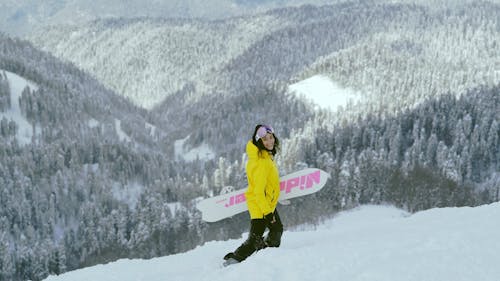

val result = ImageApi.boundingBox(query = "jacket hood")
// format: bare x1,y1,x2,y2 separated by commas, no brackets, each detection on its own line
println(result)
246,140,259,160
246,140,272,160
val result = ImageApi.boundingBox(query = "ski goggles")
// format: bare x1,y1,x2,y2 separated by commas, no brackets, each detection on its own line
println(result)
255,125,274,141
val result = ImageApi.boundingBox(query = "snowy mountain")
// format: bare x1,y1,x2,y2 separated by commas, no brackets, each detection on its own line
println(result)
27,1,500,112
1,0,348,37
5,0,500,37
42,203,500,281
27,1,500,158
1,1,498,281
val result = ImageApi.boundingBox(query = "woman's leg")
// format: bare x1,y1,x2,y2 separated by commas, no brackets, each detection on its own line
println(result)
226,219,266,262
265,209,283,247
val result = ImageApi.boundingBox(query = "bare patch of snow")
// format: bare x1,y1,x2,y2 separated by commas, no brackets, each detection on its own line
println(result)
288,75,362,112
174,136,215,162
111,181,144,210
1,70,41,145
114,118,131,142
88,118,99,128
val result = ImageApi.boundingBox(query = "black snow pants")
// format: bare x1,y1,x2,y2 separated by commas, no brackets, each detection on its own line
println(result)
226,209,283,262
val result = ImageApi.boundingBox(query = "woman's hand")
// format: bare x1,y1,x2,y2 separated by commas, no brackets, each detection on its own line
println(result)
265,212,276,224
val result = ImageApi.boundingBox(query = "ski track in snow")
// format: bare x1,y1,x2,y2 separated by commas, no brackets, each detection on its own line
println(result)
44,203,500,281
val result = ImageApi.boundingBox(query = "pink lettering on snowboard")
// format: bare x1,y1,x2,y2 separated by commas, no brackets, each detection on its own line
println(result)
224,192,246,207
280,170,321,193
224,170,322,208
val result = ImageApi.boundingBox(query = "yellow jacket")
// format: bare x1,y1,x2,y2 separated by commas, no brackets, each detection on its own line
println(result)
245,140,280,219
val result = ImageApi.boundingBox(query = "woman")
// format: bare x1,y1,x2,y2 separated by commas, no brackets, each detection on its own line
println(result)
223,124,284,265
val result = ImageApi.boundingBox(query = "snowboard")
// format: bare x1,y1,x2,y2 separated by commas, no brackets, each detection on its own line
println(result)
197,168,330,222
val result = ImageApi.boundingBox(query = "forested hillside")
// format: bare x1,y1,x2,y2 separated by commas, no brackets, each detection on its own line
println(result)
29,14,298,109
297,1,500,115
0,35,226,281
280,86,499,222
0,1,498,281
29,1,500,157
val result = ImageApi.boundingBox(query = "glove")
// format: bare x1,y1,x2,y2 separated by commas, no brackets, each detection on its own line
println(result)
264,212,276,225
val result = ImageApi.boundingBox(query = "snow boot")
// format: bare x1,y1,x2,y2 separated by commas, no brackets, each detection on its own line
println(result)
223,232,265,266
223,252,242,267
264,230,282,247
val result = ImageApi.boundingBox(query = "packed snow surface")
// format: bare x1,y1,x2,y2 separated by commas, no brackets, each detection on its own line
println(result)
44,202,500,281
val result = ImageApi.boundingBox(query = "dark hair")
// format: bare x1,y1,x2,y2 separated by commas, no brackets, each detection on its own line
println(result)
251,124,280,156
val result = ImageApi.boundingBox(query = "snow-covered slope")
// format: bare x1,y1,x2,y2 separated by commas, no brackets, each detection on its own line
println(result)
0,70,40,145
288,75,362,112
43,203,500,281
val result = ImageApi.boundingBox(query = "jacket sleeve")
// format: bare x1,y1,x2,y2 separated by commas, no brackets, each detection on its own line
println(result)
252,162,273,216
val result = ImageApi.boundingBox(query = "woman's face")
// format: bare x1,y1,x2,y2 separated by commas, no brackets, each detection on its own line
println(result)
261,133,275,151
